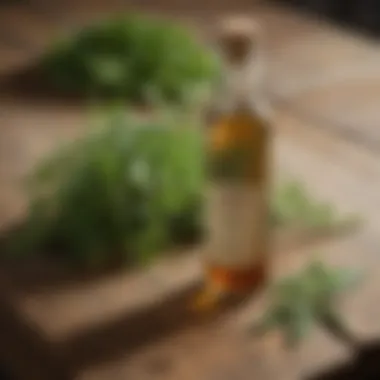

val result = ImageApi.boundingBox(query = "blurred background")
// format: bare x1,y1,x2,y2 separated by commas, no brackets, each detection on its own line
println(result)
1,1,380,380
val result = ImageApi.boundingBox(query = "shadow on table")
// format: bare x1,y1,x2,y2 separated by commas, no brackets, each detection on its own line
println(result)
306,342,380,380
0,64,88,106
59,283,252,374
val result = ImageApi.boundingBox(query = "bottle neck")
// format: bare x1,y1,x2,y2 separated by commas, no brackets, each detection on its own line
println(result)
215,58,267,116
207,31,272,122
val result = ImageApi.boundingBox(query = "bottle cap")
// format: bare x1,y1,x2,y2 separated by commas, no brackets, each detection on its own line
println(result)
216,17,261,65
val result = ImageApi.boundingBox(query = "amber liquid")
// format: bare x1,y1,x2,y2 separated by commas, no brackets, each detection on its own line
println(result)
205,105,270,295
206,260,267,293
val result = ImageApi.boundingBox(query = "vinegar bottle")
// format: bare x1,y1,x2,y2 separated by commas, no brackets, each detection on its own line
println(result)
195,18,272,309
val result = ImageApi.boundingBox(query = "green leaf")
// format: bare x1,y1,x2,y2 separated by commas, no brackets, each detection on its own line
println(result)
272,180,357,230
284,301,314,347
252,306,289,336
250,261,359,348
320,309,359,349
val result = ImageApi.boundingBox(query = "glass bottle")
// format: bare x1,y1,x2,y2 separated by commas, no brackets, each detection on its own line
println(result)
196,19,272,308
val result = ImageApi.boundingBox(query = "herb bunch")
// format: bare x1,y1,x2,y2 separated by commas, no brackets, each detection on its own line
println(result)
9,112,205,268
41,14,221,104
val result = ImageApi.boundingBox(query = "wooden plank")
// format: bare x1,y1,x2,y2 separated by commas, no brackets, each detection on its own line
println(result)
0,6,62,50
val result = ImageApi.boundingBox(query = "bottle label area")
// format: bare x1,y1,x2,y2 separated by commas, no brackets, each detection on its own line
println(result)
205,183,266,268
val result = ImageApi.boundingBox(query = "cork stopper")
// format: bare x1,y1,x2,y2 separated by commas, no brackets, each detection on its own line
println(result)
216,17,261,65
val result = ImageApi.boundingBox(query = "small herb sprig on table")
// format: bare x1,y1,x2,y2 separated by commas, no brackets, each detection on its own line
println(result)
271,180,359,230
252,261,362,349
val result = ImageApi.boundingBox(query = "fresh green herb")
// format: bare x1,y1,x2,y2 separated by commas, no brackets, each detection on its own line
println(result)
8,112,205,268
271,180,357,229
40,13,221,104
252,261,362,348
